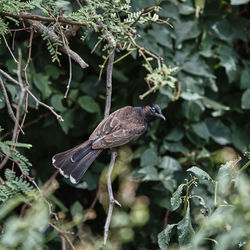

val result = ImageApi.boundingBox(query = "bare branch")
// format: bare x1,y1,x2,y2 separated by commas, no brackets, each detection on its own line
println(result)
0,69,64,121
2,35,17,63
12,49,25,144
0,76,24,134
0,11,103,29
49,223,76,250
24,17,88,69
104,49,115,118
104,150,120,244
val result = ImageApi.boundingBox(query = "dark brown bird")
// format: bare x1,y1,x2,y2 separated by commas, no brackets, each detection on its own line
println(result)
52,103,165,184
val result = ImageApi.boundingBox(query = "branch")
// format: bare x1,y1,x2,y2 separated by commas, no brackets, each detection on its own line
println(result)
0,11,103,29
0,69,64,121
0,76,24,134
104,49,115,118
104,150,120,244
23,15,88,69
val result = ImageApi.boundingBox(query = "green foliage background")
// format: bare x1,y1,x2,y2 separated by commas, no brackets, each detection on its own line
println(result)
0,0,250,249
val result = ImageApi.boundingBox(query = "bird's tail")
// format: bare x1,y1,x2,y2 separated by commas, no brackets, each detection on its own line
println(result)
52,140,102,184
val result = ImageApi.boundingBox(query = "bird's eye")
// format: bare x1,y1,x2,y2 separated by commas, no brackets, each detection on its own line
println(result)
151,107,155,112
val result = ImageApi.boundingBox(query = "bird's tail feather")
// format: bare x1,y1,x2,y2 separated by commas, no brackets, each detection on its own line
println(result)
70,150,102,184
52,140,102,183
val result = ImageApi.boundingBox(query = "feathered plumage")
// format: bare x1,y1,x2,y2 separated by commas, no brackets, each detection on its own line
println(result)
52,104,165,184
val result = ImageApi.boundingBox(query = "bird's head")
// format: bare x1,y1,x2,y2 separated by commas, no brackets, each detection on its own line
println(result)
143,103,166,122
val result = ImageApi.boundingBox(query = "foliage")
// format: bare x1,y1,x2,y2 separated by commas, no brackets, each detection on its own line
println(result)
0,0,250,249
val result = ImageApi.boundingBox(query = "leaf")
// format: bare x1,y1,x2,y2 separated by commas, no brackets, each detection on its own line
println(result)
165,127,184,142
232,128,250,151
218,46,237,82
159,156,181,174
191,121,210,141
70,201,83,217
50,94,66,112
240,69,250,89
212,20,233,43
181,92,202,101
231,0,248,4
175,21,201,45
78,96,100,113
177,203,195,246
4,141,32,149
137,166,159,181
182,100,204,122
187,166,214,182
179,3,195,15
164,141,189,154
171,184,184,211
203,97,230,111
241,89,250,109
140,148,158,167
60,109,75,133
182,55,215,78
33,73,52,99
158,224,176,249
205,118,232,145
45,65,60,79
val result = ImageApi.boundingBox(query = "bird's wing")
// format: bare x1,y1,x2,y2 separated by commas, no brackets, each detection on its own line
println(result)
89,106,133,141
92,125,146,149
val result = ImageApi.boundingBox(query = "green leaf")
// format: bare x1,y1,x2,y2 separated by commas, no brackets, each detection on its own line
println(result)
182,56,215,78
182,100,204,122
171,184,184,211
158,224,176,249
175,21,201,45
212,20,233,43
240,69,250,89
33,73,52,99
231,0,248,4
187,166,214,182
205,118,232,145
181,92,202,101
159,156,181,174
60,109,75,133
140,148,158,166
164,141,189,154
177,203,195,246
241,89,250,109
179,3,195,15
78,96,100,113
232,128,250,151
165,127,184,142
45,65,60,79
203,97,230,111
191,121,210,141
50,94,66,112
4,141,32,149
137,166,159,181
70,201,83,216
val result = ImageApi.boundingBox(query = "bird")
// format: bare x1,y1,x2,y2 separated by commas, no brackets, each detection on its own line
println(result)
52,103,165,184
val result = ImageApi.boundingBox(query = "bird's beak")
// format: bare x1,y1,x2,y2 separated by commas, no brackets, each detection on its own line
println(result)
157,113,166,120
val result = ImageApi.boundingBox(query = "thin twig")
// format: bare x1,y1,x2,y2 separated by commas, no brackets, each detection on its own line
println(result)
2,35,17,63
49,223,76,250
0,76,24,134
13,49,26,143
0,69,64,121
0,11,103,29
104,150,120,244
104,49,115,118
24,17,88,69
